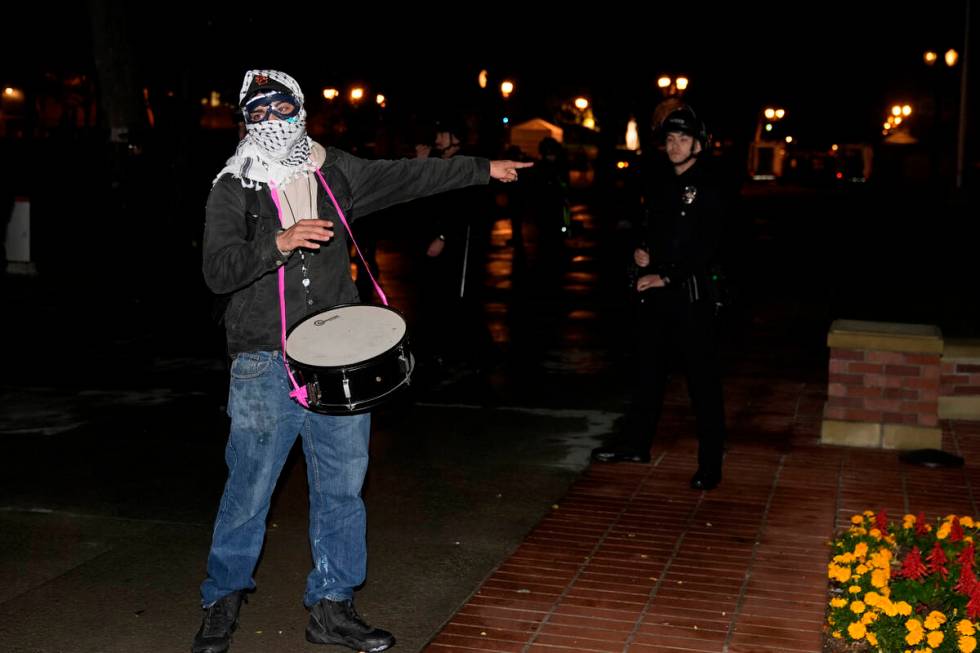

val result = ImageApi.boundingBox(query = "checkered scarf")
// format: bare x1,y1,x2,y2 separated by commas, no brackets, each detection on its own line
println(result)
213,70,315,189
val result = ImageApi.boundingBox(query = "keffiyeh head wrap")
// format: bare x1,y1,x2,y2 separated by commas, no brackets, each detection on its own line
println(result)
213,69,316,189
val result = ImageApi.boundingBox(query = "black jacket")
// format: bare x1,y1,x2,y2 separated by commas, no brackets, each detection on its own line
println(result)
203,146,490,355
639,156,724,297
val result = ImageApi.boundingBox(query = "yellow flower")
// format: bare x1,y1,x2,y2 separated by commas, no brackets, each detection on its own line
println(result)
961,635,978,652
849,585,862,594
852,515,865,524
959,620,977,636
928,631,945,647
869,528,883,539
907,629,924,646
830,598,847,608
962,516,976,528
871,568,889,588
938,521,952,539
848,622,867,639
851,601,866,614
908,618,924,632
854,542,869,558
896,601,913,616
855,564,869,575
903,520,914,530
865,592,881,607
867,632,878,646
881,586,892,598
926,611,948,628
861,611,878,624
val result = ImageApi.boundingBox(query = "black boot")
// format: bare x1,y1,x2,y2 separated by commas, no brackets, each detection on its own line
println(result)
192,591,245,653
690,466,722,491
306,598,395,651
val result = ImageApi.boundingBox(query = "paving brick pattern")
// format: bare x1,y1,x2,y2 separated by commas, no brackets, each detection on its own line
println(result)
423,366,980,652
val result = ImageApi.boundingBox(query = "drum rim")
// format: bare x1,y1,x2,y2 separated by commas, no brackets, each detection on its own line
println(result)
285,303,410,371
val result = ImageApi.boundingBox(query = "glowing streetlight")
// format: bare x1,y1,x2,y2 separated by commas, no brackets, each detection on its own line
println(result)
375,94,386,107
350,87,364,102
765,123,773,132
891,105,902,117
831,144,839,152
945,49,959,67
500,80,514,98
785,136,793,144
322,88,339,100
657,76,671,89
902,105,912,117
626,117,639,151
478,70,488,89
924,51,938,65
675,77,689,91
764,108,776,120
775,109,785,119
574,97,589,111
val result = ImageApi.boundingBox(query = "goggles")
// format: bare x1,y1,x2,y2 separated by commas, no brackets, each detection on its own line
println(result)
244,92,301,124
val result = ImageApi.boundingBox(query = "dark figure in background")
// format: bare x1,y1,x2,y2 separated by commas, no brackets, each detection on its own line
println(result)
521,137,571,284
414,121,496,377
195,69,530,653
591,106,727,491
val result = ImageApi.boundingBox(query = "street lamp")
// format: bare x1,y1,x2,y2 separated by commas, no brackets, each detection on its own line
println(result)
322,88,339,100
574,97,589,111
656,75,689,97
500,80,514,98
350,87,364,103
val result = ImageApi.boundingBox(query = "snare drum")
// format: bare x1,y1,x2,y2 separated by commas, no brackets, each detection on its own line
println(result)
285,304,414,414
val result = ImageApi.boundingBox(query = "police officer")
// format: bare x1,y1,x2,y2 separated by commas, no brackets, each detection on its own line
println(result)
591,106,727,491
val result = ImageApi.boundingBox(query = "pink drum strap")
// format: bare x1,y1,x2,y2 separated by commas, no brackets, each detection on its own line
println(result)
267,180,309,408
314,168,388,306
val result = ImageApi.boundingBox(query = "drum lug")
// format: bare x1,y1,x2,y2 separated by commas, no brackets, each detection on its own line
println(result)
342,375,353,410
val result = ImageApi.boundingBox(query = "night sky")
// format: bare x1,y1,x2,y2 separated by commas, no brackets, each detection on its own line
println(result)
3,2,973,146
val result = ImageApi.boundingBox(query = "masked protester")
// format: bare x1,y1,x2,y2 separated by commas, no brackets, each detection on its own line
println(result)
591,105,727,492
194,70,530,653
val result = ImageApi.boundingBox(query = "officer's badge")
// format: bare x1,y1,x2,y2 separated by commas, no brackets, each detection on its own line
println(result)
681,185,698,205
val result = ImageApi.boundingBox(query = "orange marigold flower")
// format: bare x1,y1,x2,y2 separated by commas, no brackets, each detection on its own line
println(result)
940,522,953,540
871,568,889,588
867,632,878,646
896,601,913,616
906,629,924,646
830,597,847,608
961,635,978,652
851,514,865,524
963,516,976,528
850,600,866,614
848,622,866,639
958,620,977,636
928,630,945,647
854,542,869,558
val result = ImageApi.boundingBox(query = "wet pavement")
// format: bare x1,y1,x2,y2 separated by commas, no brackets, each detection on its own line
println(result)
1,180,978,652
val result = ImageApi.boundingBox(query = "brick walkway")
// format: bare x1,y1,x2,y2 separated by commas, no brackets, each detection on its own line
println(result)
422,335,980,653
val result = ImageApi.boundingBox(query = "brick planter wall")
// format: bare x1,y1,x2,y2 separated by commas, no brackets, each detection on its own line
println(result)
940,339,980,420
821,320,943,449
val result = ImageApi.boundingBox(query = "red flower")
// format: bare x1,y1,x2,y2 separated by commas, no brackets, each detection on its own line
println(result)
915,511,930,536
968,585,980,619
928,541,949,579
875,510,888,533
958,564,977,596
951,519,966,542
899,546,928,580
960,543,977,570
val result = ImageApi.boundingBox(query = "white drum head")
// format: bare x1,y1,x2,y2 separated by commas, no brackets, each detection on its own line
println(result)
287,305,406,367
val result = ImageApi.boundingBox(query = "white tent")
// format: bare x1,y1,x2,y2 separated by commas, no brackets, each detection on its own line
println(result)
509,118,563,157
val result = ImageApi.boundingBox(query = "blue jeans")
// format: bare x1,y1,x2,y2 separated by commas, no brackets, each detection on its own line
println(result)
200,350,371,608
